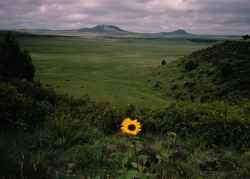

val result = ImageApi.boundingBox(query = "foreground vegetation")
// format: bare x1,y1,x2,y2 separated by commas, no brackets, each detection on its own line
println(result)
1,33,250,178
2,80,250,179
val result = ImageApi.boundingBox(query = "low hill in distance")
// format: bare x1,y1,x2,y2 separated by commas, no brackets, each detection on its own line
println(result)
15,24,239,40
78,24,128,34
155,40,250,102
159,29,193,37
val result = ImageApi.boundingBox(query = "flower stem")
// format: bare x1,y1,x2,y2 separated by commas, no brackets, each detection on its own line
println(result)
133,140,139,171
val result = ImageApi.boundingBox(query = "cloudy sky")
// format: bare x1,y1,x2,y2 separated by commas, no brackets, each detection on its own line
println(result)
0,0,249,35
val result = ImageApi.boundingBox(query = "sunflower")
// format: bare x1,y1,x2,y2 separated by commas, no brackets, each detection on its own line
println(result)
120,118,142,136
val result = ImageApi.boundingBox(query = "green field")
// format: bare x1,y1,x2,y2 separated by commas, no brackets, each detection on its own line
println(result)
19,36,210,108
2,32,250,179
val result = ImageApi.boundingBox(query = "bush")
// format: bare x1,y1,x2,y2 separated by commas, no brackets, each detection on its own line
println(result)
0,32,35,81
242,34,250,40
143,101,250,149
161,59,167,65
0,82,55,129
184,60,198,72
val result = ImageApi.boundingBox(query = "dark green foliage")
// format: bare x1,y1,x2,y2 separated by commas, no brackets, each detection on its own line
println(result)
188,41,250,100
1,79,250,178
188,38,218,43
158,41,250,102
242,34,250,40
153,81,161,88
0,32,35,81
161,59,167,65
184,60,198,71
0,81,55,129
143,101,250,149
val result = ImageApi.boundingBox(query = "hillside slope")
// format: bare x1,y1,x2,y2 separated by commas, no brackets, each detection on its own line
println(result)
156,40,250,102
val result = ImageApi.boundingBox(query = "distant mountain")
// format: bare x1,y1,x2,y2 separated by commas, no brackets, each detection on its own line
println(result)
160,29,191,35
78,25,196,38
157,29,194,38
78,25,129,34
15,25,239,40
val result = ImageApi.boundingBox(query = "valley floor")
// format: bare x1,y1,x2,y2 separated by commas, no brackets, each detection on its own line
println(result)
20,36,209,108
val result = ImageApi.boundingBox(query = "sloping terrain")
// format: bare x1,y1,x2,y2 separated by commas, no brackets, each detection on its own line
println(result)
155,40,250,102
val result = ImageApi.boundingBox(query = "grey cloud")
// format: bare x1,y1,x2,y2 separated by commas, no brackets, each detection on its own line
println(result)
0,0,249,35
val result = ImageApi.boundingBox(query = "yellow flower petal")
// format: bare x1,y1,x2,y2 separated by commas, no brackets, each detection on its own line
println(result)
120,118,142,136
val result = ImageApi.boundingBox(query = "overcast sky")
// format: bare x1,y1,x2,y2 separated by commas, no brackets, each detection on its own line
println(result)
0,0,249,35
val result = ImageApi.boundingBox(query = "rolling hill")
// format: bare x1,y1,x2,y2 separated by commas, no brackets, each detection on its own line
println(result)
155,40,250,102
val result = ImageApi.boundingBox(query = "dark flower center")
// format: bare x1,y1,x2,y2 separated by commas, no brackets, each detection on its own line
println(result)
128,124,136,131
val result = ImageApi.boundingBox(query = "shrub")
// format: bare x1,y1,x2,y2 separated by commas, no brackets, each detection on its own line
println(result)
184,60,198,72
0,82,54,129
0,32,35,81
242,34,250,40
161,59,167,65
143,101,250,149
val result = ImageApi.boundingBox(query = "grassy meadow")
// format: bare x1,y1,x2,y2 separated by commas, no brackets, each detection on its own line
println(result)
19,36,209,108
2,32,250,178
